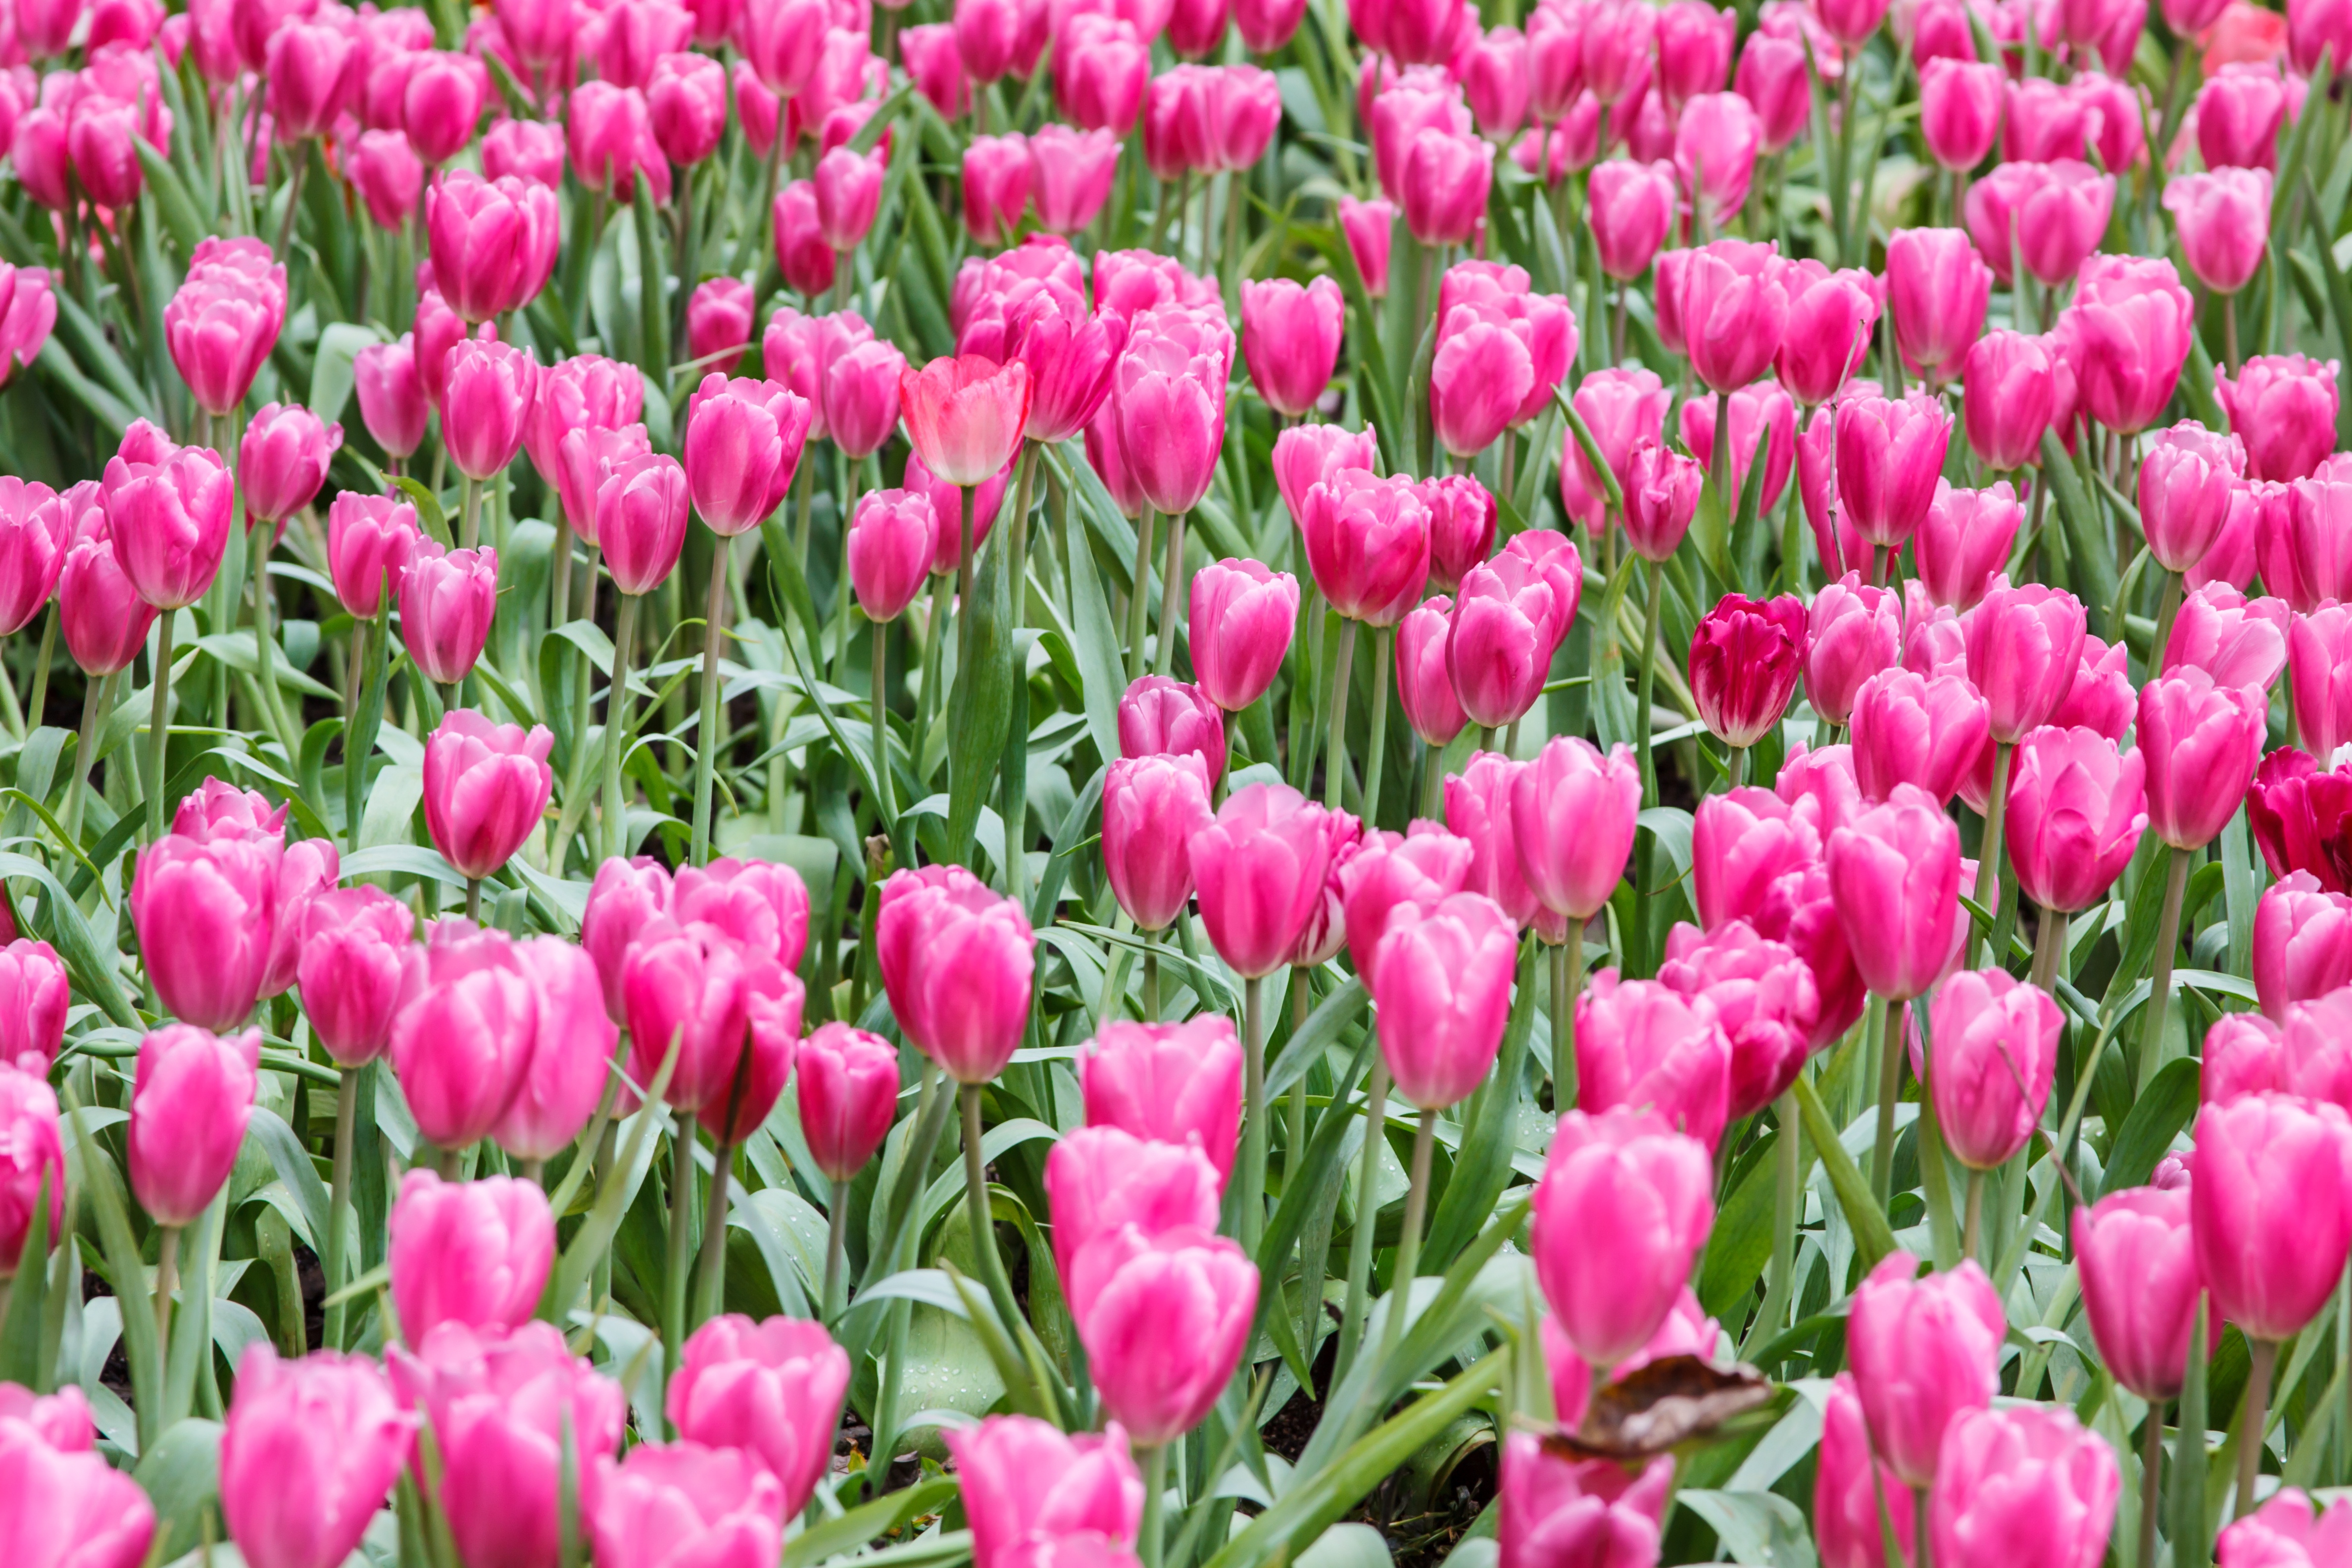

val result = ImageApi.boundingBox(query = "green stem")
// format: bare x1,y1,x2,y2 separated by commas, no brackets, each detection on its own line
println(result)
465,877,481,923
25,606,53,734
459,474,482,550
1963,1168,1985,1264
2152,569,2185,674
694,1136,733,1326
1333,1060,1390,1385
2240,1337,2278,1519
1325,618,1360,810
1142,1445,1168,1568
1973,741,2013,962
833,461,867,686
2031,906,2068,993
1748,1088,1803,1360
663,1119,696,1408
602,593,642,862
63,669,111,842
146,609,176,841
1156,507,1188,679
690,545,730,866
1552,922,1583,1104
1361,627,1393,828
1376,1106,1437,1369
2142,1399,2166,1568
1127,508,1158,682
153,1225,180,1359
872,619,895,827
1635,561,1664,804
321,1068,358,1351
2140,850,2192,1091
1241,973,1267,1257
1865,993,1897,1207
824,1176,848,1321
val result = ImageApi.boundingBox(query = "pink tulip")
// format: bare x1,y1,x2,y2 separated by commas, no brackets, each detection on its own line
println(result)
1103,753,1214,932
2198,64,2288,171
102,433,233,610
1675,91,1763,228
1066,1223,1256,1445
1497,1434,1671,1568
0,938,66,1075
686,279,755,377
350,336,428,463
1372,890,1519,1108
1030,125,1121,233
221,1348,415,1568
126,1023,259,1227
388,1168,554,1340
1622,441,1706,562
1461,25,1530,136
948,1416,1144,1568
964,133,1032,243
0,1404,151,1563
1573,971,1735,1149
1240,277,1343,420
2166,168,2273,296
1119,675,1226,781
296,887,414,1068
1113,308,1232,515
1921,55,2004,170
592,1442,785,1568
2072,1185,2204,1402
1190,557,1298,713
597,451,690,595
1583,159,1674,283
1189,783,1331,979
2255,873,2352,1019
1915,481,2022,611
1815,1373,1917,1568
1302,468,1433,625
1886,226,1992,386
1963,159,2113,290
427,171,557,326
1827,783,1962,1001
2296,603,2352,762
1926,968,2060,1169
582,857,672,1025
130,829,278,1031
2138,420,2249,575
666,1315,849,1514
0,480,62,640
774,181,836,296
1044,1123,1222,1280
621,921,802,1138
232,402,340,532
646,50,728,166
525,353,644,492
1395,596,1468,751
1512,737,1641,923
2001,724,2146,914
901,24,970,117
1530,1106,1714,1368
1447,537,1581,729
788,1024,899,1182
1559,367,1672,529
2139,667,2268,851
346,130,423,230
163,240,287,417
1964,579,2088,743
1340,827,1474,988
397,541,496,686
1689,592,1805,749
1671,239,1791,395
1776,263,1880,408
2218,1491,2352,1568
1929,1407,2120,1568
1656,919,1820,1118
481,116,566,185
440,338,539,483
847,490,937,623
1080,1017,1242,1180
2168,583,2292,693
1834,390,1952,550
683,374,811,538
2218,353,2341,484
670,859,810,977
1273,422,1380,527
388,924,539,1150
2066,252,2197,435
2195,1091,2352,1340
1849,667,1990,807
1962,329,2056,472
0,1064,61,1280
902,354,1033,488
1421,475,1497,593
1334,195,1396,298
1055,13,1149,134
488,936,617,1162
422,709,551,882
1679,380,1797,513
1443,750,1536,929
1844,1251,2004,1489
875,865,1034,1083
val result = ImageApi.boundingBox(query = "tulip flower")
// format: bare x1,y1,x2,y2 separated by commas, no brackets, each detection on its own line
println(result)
0,1062,61,1280
1055,13,1149,133
1114,307,1232,516
1445,750,1538,928
2255,873,2352,1019
1828,783,1963,1002
2067,252,2197,434
1997,726,2148,928
949,1415,1144,1568
1929,1407,2120,1568
875,865,1035,1083
1120,675,1227,781
2198,1086,2352,1368
399,541,497,686
684,279,755,378
127,1022,260,1228
1621,441,1706,562
622,920,801,1141
1067,1223,1257,1446
965,134,1033,243
592,1443,786,1568
388,1168,555,1341
1448,539,1581,730
1421,474,1498,594
848,490,937,624
1656,920,1819,1118
671,858,810,976
2218,353,2342,483
1512,736,1641,929
2166,168,2274,304
1302,468,1433,625
1929,968,2060,1183
2137,421,2249,579
666,1315,850,1514
1689,593,1805,750
2197,64,2288,171
1240,276,1343,419
1885,227,1993,387
1844,1251,2005,1491
350,336,428,465
440,338,539,487
2219,1491,2352,1568
488,936,617,1163
1776,264,1880,409
793,1023,900,1190
423,709,553,882
1397,597,1470,747
1102,754,1214,932
221,1348,415,1568
1679,380,1797,513
1573,971,1736,1149
1497,1434,1672,1568
296,887,415,1068
388,924,539,1151
1273,423,1380,526
1920,56,2004,170
2140,667,2268,852
1815,1372,1917,1568
1849,668,1991,807
1031,125,1121,232
1080,1017,1243,1181
1834,391,1952,550
1372,890,1519,1109
1587,158,1677,282
1961,330,2057,472
1690,786,1821,933
1914,481,2022,611
103,431,233,611
1964,160,2114,290
1044,1124,1224,1283
684,374,811,538
2167,583,2292,694
163,241,287,418
1670,239,1791,394
902,353,1033,490
0,938,66,1075
2295,603,2352,763
1188,784,1331,980
1190,558,1298,714
1530,1107,1714,1369
2069,1185,2206,1408
130,829,279,1031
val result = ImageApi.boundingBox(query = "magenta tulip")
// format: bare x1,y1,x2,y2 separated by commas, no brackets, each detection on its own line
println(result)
1529,1107,1715,1370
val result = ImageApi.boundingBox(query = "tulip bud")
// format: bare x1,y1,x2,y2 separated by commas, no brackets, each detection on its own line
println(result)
103,434,234,610
1119,675,1226,781
2166,168,2273,298
1559,367,1671,530
666,1315,849,1514
1393,596,1469,747
1448,536,1582,730
1673,239,1792,394
1512,737,1641,924
2217,1490,2352,1568
875,866,1034,1083
847,490,937,624
388,1167,555,1341
354,336,429,461
1925,968,2060,1170
296,886,415,1068
388,923,540,1150
622,921,802,1138
1849,667,1991,807
593,1443,785,1568
1844,1251,2005,1490
949,1415,1145,1568
683,374,811,538
583,856,673,1023
1239,277,1343,420
1827,783,1963,1001
2070,1185,2205,1405
1301,467,1433,624
1044,1123,1223,1282
1189,557,1298,714
1960,329,2055,473
1189,784,1331,979
1920,56,2004,171
686,278,755,377
2197,1090,2352,1342
1102,753,1214,933
2197,65,2288,172
2139,666,2268,851
125,1023,258,1227
1928,1407,2121,1568
1530,1107,1715,1369
1371,890,1519,1109
1777,263,1880,409
1885,226,1992,386
2067,252,2197,435
398,541,497,686
440,338,539,482
1079,1017,1242,1180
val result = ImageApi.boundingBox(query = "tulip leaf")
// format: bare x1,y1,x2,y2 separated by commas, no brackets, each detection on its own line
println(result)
2100,1056,2202,1199
1675,1489,1814,1568
132,141,210,262
946,534,1016,870
2174,1296,2212,1568
0,851,139,1028
33,340,142,440
787,1477,958,1568
2037,429,2120,623
308,322,383,429
1790,1075,1898,1271
0,1170,50,1386
133,1418,224,1562
393,476,453,549
246,1108,331,1251
1421,946,1541,1272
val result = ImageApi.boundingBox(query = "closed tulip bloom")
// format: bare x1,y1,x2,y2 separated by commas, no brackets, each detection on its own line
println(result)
2067,1185,2205,1404
775,181,838,295
1842,1251,2005,1490
903,354,1033,488
163,246,287,418
1066,1223,1256,1446
1574,971,1736,1149
1461,26,1530,136
440,338,538,483
1395,596,1470,746
1672,239,1792,395
1965,580,2089,743
1655,923,1816,1123
1329,195,1395,298
1189,784,1331,979
2198,65,2289,171
388,1168,554,1340
1445,750,1539,927
1338,827,1474,987
1849,668,1990,806
102,436,233,610
1885,226,1992,386
2167,583,2292,692
646,50,727,166
353,336,429,461
901,23,971,117
1189,557,1298,713
2218,354,2341,483
1963,160,2111,290
875,866,1034,1083
2196,1090,2352,1340
2165,168,2273,297
295,887,414,1068
949,1416,1144,1568
1111,319,1231,516
1371,891,1519,1108
1775,264,1880,408
1834,391,1951,548
2223,1490,2352,1568
665,1315,849,1514
1530,1106,1714,1369
621,921,802,1134
1675,91,1763,228
1512,737,1641,923
1029,124,1121,233
1827,783,1962,1001
1586,158,1676,282
2256,873,2352,1019
426,171,551,326
2001,725,2145,914
1961,329,2056,472
810,145,884,254
0,480,62,639
389,926,539,1150
2197,481,2267,592
1421,474,1498,593
1927,968,2060,1170
791,1024,900,1182
0,1408,151,1563
1429,307,1534,458
126,1023,259,1227
0,1063,61,1279
597,451,690,594
1302,468,1433,625
1239,277,1343,419
1080,1017,1242,1180
1273,422,1380,525
2140,420,2248,574
1689,592,1806,749
0,938,66,1074
1054,13,1150,133
1622,441,1706,561
230,404,336,533
683,374,811,538
582,857,673,1024
2295,604,2352,760
1929,1406,2119,1568
1920,56,2003,171
220,1348,415,1568
847,490,936,624
1815,1373,1916,1568
1915,481,2022,611
2140,667,2268,850
523,352,643,490
1119,675,1227,781
1497,1434,1671,1568
592,1441,785,1568
347,130,425,232
686,278,755,376
1448,540,1582,729
488,936,618,1161
1102,753,1214,933
131,830,279,1031
1044,1123,1224,1283
397,541,496,686
1559,368,1673,529
2068,253,2198,434
58,521,155,678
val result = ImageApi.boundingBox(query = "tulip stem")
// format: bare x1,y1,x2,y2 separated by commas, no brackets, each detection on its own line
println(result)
153,1225,180,1356
1325,618,1359,811
696,1137,734,1326
2240,1337,2279,1519
1551,922,1582,1107
145,609,176,843
960,1082,1024,1333
2224,294,2242,376
955,486,976,670
1745,1088,1804,1362
459,475,482,551
1635,561,1663,804
321,1067,358,1352
1361,628,1393,828
1726,744,1746,791
1865,993,1898,1208
1141,930,1160,1022
824,1176,848,1322
1972,741,2013,964
63,669,112,843
602,592,642,863
2139,849,2192,1092
2141,1399,2166,1568
1963,1168,1985,1264
465,877,481,922
1376,1106,1437,1371
1141,1445,1168,1568
663,1119,697,1408
690,545,731,867
871,619,894,829
249,525,294,758
2151,569,2185,675
25,606,52,735
1156,508,1187,678
1127,509,1158,682
1333,1060,1390,1388
1241,973,1268,1258
2030,906,2068,993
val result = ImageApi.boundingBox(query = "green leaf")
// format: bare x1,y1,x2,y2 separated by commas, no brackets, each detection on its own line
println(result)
1699,1125,1780,1321
246,1107,331,1249
134,1418,224,1562
2101,1055,2201,1197
2174,1296,2210,1568
0,1170,50,1385
396,476,453,548
2039,429,2120,622
2112,844,2180,1003
1791,1075,1898,1271
0,852,139,1028
786,1477,957,1567
133,140,210,259
946,530,1015,868
309,322,384,427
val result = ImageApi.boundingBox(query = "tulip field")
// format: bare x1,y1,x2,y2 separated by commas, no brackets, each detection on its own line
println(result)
13,0,2352,1563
